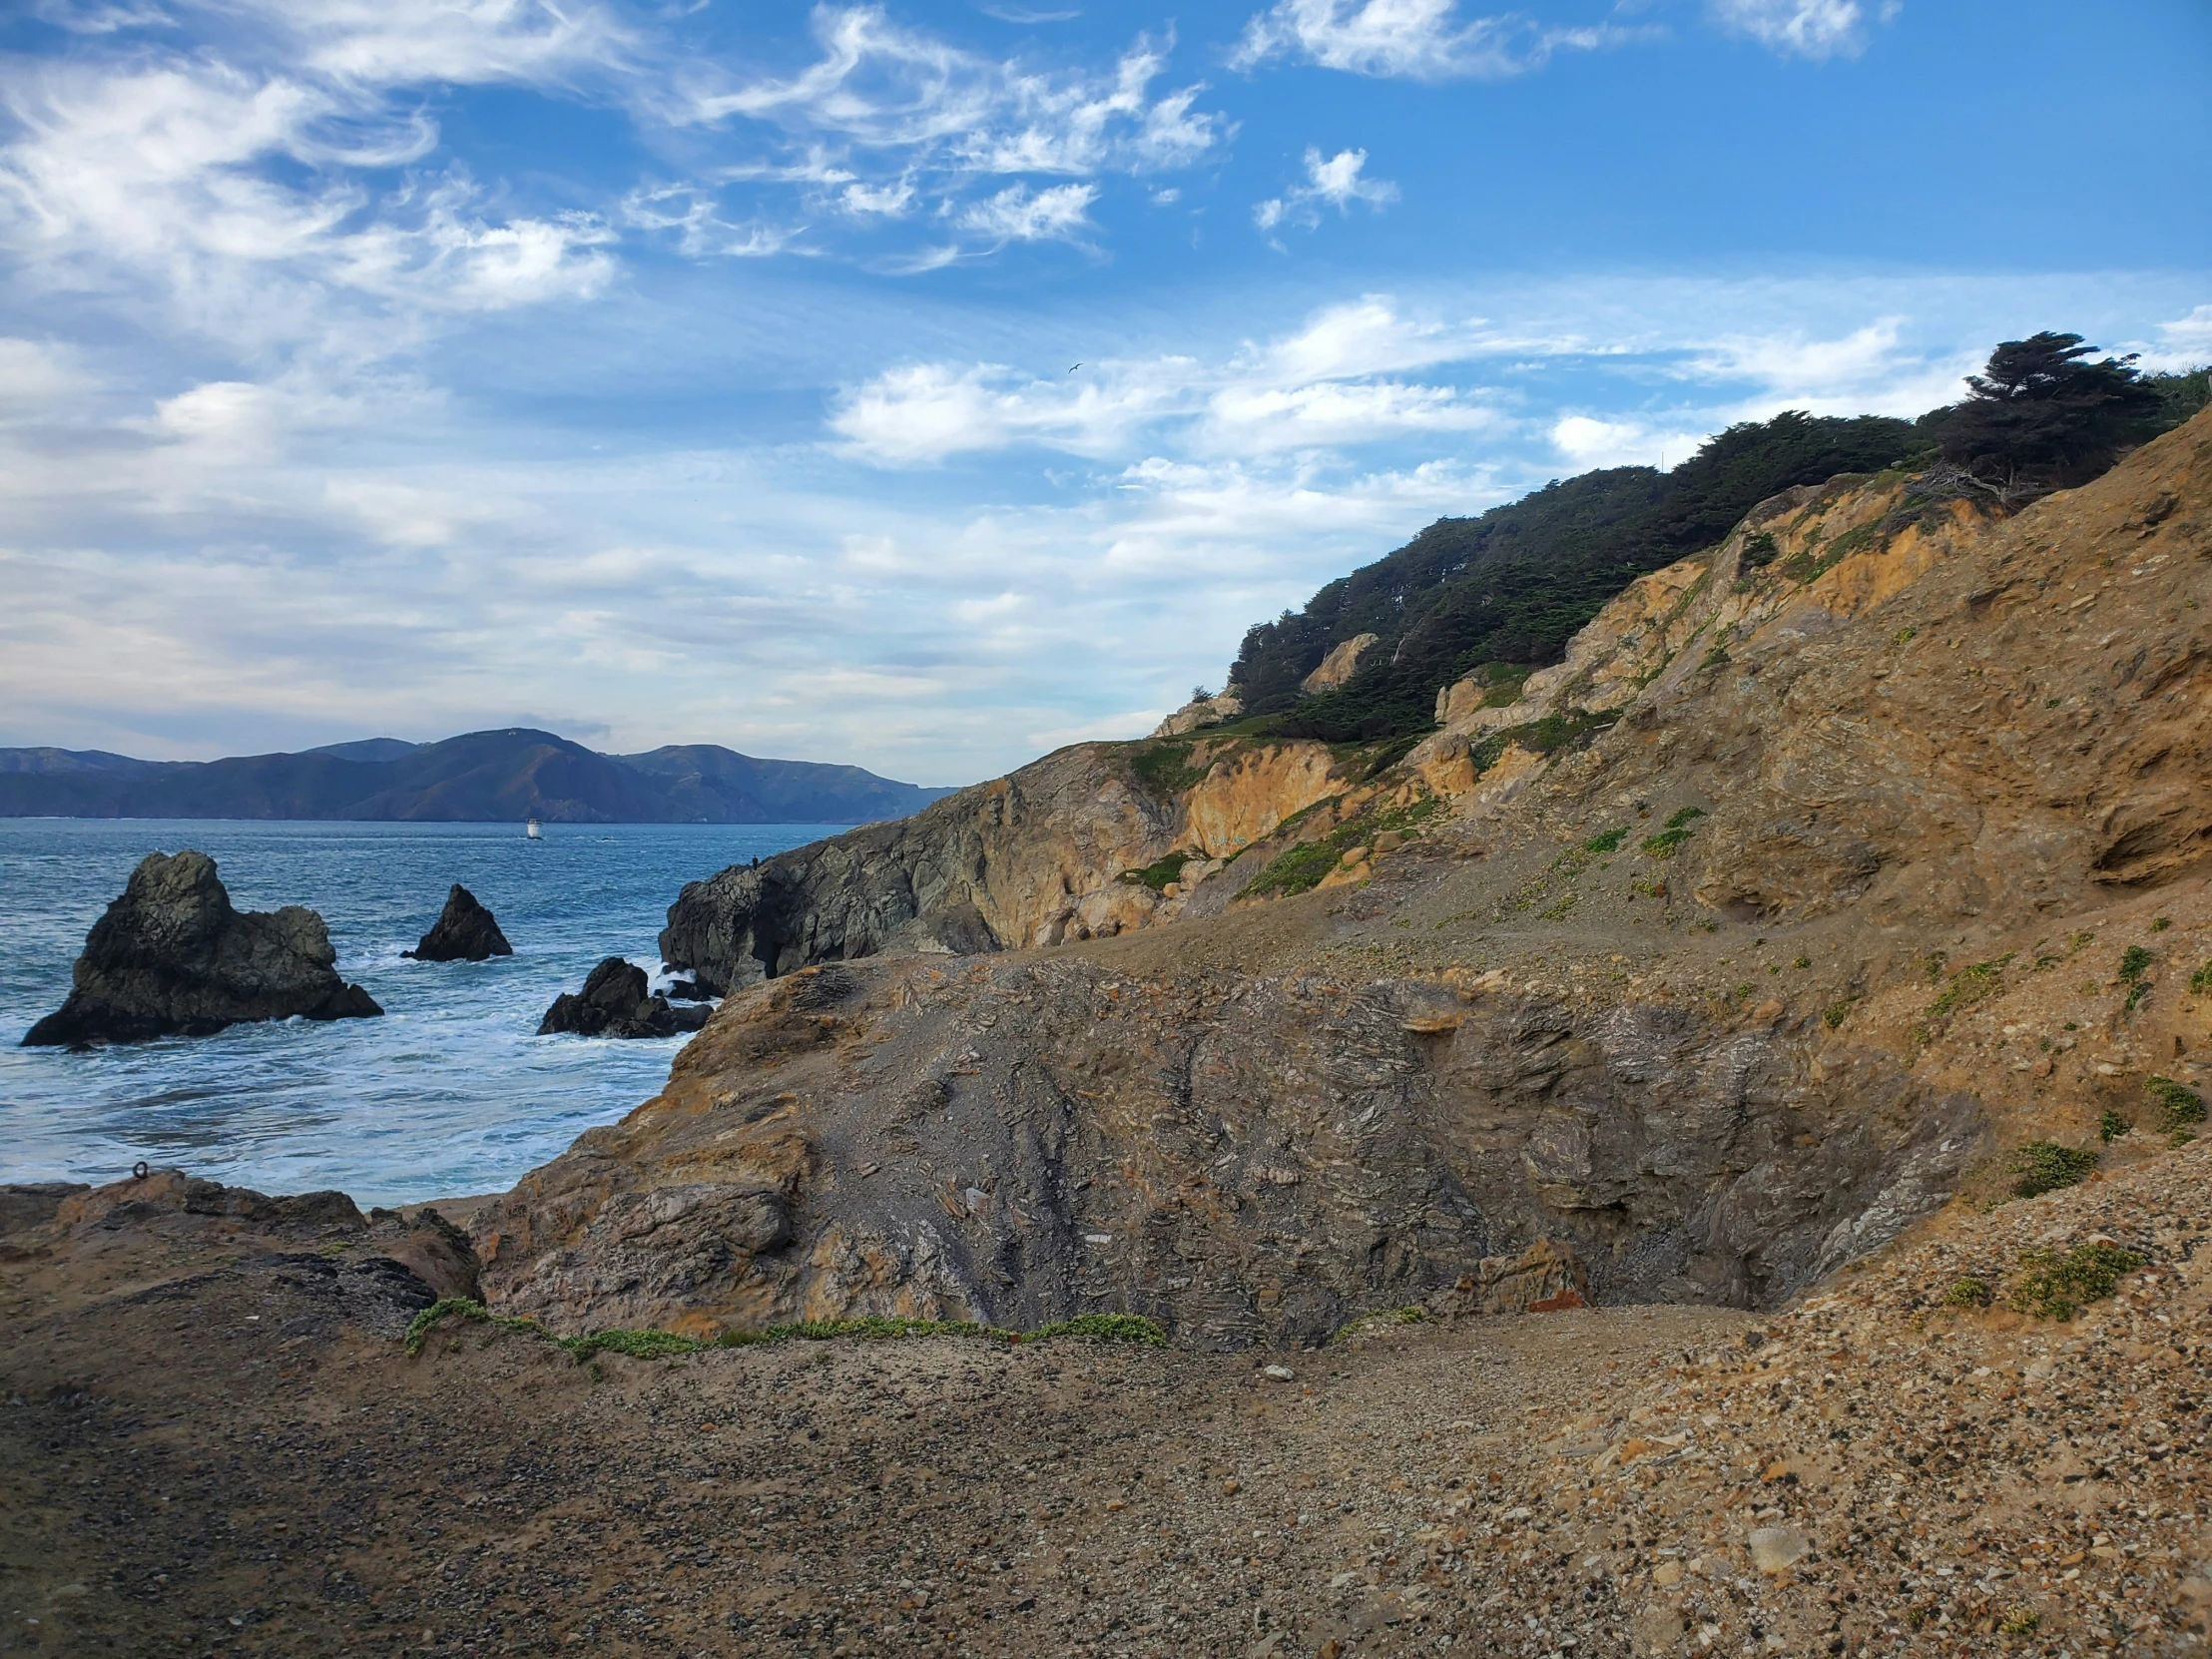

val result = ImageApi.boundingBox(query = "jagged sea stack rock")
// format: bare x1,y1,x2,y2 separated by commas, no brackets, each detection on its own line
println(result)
22,850,381,1046
536,957,708,1039
402,884,513,962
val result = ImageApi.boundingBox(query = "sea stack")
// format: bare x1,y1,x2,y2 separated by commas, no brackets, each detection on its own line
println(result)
537,957,708,1039
22,849,382,1046
403,884,513,962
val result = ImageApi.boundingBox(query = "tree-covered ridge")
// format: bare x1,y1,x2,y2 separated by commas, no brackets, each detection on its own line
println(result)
1230,410,1921,741
1220,334,2211,746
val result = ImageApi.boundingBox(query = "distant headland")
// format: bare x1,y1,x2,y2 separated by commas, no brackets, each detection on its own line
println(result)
0,728,957,825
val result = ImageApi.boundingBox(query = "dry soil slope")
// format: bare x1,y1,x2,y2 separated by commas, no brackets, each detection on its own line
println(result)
479,410,2212,1348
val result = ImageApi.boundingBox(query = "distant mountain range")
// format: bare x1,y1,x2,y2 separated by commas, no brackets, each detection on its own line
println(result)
0,729,957,825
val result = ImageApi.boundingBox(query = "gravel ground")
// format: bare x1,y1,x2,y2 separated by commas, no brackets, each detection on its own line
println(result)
6,1141,2211,1657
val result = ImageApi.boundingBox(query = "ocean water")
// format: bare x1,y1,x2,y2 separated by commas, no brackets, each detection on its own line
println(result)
0,819,833,1205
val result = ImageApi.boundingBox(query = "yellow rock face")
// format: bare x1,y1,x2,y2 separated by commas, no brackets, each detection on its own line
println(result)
1301,632,1380,695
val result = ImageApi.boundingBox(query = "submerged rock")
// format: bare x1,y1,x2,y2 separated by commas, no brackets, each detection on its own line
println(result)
402,884,513,962
22,850,382,1047
536,957,708,1040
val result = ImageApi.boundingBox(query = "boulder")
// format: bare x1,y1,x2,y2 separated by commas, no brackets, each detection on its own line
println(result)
22,850,382,1047
403,884,513,962
537,957,709,1040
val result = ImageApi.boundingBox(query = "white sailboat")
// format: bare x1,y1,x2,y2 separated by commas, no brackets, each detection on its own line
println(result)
525,818,543,839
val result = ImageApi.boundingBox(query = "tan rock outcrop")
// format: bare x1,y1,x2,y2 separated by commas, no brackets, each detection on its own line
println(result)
1301,632,1380,694
1150,690,1244,737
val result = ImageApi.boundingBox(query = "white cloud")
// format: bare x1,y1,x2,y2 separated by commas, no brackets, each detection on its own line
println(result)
1254,146,1396,239
2134,305,2212,373
1708,0,1898,60
955,181,1097,243
1232,0,1620,81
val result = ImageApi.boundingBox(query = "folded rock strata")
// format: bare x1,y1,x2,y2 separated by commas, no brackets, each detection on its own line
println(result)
22,849,381,1046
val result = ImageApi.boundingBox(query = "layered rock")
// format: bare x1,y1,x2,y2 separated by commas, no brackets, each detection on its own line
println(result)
402,884,512,961
484,409,2212,1347
22,850,381,1046
1150,690,1244,738
659,736,1355,993
537,957,710,1039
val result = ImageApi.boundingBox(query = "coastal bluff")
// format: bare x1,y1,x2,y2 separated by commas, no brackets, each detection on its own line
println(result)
22,849,381,1045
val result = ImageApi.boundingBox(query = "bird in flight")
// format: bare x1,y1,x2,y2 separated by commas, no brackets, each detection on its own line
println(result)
1069,363,1081,373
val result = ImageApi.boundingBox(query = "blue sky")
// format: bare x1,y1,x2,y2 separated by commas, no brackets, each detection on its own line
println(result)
1,0,2206,784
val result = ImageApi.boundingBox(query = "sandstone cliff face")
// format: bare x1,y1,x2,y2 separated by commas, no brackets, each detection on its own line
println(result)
491,411,2212,1345
660,736,1355,993
1301,631,1380,694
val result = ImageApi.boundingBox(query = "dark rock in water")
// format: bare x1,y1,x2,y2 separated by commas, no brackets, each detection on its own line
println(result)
536,957,709,1040
22,849,383,1047
403,884,513,961
662,973,715,1002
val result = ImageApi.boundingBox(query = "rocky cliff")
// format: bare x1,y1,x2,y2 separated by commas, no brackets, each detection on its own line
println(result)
484,410,2212,1347
659,734,1362,992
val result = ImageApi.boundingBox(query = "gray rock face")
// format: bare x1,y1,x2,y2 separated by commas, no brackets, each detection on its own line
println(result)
477,955,1984,1345
403,884,512,961
536,957,709,1040
22,850,381,1046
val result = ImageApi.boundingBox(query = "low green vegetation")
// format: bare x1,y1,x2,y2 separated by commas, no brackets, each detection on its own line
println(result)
2146,1075,2207,1132
1663,806,1705,830
1581,827,1627,853
2099,1109,2130,1143
1640,828,1694,857
2007,1140,2098,1200
1239,796,1443,899
1940,1277,1991,1310
1128,739,1212,795
404,1300,1168,1361
1120,850,1191,891
1928,955,2011,1021
1330,1305,1433,1345
2194,959,2212,996
1740,529,1780,566
1467,707,1620,778
2006,1241,2145,1321
2119,944,2155,1011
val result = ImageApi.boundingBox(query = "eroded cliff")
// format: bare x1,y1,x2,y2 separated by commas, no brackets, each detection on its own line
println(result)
485,410,2212,1345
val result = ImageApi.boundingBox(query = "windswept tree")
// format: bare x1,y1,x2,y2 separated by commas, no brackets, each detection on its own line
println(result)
1934,331,2165,492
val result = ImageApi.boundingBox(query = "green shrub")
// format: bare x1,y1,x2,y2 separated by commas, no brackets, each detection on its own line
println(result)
2008,1140,2097,1199
1468,708,1620,777
1664,805,1707,830
2146,1075,2207,1131
1823,1000,1854,1030
1641,828,1695,857
1581,827,1627,853
2006,1241,2144,1320
1025,1314,1168,1346
407,1301,1168,1360
1940,1277,1991,1310
2192,958,2212,996
1121,851,1191,892
2098,1109,2130,1143
1741,530,1780,566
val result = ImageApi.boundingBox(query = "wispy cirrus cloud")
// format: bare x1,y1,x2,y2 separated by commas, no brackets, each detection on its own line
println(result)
1231,0,1626,82
1254,146,1395,240
1707,0,1900,60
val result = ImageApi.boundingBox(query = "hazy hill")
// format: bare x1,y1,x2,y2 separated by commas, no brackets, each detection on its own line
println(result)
0,729,954,825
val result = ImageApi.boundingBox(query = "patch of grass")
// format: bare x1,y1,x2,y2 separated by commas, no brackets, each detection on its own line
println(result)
2192,958,2212,996
1663,805,1706,830
1892,625,1918,646
1940,1277,1991,1310
1467,707,1621,777
1330,1306,1433,1345
1120,851,1192,892
1239,795,1442,900
1823,999,1856,1030
2099,1109,2131,1143
1640,827,1695,857
1537,892,1579,921
2151,916,2172,932
2146,1075,2207,1131
2005,1241,2144,1321
1928,955,2012,1021
405,1301,1169,1361
1581,827,1627,853
2119,943,2158,1009
1998,1606,2042,1637
2007,1140,2098,1200
1127,739,1211,796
